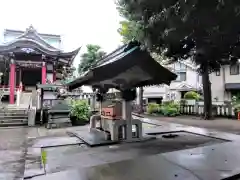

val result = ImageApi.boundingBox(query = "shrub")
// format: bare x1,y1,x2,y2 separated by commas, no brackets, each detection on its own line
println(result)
161,106,179,116
184,91,200,100
234,104,240,113
147,103,159,114
70,100,90,121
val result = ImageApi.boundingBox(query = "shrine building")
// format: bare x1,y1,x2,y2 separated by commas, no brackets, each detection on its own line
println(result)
0,26,80,104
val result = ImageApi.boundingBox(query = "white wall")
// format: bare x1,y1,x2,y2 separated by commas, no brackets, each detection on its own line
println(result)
225,65,240,83
142,63,201,101
209,68,226,101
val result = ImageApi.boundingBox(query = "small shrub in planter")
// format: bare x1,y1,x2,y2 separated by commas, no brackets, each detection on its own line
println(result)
70,100,90,126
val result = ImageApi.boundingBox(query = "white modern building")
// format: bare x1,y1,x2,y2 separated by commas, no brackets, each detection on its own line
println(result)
142,60,202,103
210,63,240,102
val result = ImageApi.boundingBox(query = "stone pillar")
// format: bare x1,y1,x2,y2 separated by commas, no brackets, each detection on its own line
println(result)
41,62,46,84
122,100,133,140
9,59,16,104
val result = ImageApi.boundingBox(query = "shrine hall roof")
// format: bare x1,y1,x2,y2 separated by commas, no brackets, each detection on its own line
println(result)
0,26,81,65
67,42,177,91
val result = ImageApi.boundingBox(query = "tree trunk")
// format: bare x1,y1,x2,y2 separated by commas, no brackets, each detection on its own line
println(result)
202,67,212,120
138,87,144,113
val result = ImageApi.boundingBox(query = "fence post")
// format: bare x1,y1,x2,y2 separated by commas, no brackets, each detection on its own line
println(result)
194,101,199,115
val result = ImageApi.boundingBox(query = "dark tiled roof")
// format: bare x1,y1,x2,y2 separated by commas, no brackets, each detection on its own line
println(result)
67,42,177,91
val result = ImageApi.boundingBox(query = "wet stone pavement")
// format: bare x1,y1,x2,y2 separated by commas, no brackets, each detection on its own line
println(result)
0,127,28,180
2,116,240,180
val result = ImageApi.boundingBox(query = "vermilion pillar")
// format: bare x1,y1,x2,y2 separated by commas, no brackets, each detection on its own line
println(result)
9,60,15,104
42,62,46,84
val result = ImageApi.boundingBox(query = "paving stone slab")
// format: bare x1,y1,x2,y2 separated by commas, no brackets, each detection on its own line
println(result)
68,129,118,147
30,154,200,180
0,150,25,180
32,136,84,148
162,141,240,180
24,147,45,179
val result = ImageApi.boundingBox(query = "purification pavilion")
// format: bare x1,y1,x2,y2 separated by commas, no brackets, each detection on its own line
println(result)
0,26,80,104
67,41,177,144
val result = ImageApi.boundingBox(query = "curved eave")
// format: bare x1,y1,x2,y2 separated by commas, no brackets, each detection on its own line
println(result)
0,40,81,64
0,39,60,53
59,47,81,65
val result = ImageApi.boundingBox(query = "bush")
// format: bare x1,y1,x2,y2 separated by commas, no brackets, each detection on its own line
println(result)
184,91,200,100
147,101,180,117
234,104,240,113
161,106,179,116
70,100,90,122
147,103,159,114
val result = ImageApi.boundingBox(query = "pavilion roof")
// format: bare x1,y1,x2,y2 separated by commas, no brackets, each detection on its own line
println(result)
0,26,81,65
67,42,177,91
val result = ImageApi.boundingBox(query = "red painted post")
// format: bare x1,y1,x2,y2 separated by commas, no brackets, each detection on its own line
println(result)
9,60,15,104
238,112,240,121
42,62,46,84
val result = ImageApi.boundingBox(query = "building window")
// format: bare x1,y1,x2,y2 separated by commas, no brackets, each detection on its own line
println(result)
230,64,239,75
174,62,186,71
216,70,220,76
180,64,186,70
176,72,186,81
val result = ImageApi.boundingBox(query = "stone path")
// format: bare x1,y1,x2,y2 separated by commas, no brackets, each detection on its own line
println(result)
138,114,240,134
0,127,28,180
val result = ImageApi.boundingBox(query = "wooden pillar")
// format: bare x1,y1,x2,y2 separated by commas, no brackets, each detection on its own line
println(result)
9,59,16,104
41,62,46,84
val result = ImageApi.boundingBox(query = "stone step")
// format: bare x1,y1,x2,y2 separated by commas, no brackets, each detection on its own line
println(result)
0,116,28,119
0,122,28,127
0,119,28,127
0,118,27,123
0,113,27,116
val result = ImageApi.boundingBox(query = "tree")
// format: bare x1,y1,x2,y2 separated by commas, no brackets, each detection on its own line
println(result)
117,0,240,119
78,44,106,74
118,20,145,113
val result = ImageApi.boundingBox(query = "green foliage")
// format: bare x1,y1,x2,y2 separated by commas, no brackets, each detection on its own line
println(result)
184,91,200,100
147,101,180,116
147,103,159,114
234,104,240,113
117,0,240,119
118,20,144,43
78,44,106,74
161,106,179,117
41,150,47,166
232,95,240,112
70,100,90,121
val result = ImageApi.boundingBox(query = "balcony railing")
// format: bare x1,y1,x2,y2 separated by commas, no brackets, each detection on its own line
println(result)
0,85,20,93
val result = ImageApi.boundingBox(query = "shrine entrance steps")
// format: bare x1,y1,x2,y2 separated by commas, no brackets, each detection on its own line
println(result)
20,92,32,107
0,107,28,127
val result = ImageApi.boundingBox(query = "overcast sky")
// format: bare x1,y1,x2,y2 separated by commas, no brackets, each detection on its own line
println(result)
0,0,123,68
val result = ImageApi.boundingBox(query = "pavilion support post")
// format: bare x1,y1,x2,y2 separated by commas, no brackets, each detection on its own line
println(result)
122,100,133,141
41,62,46,84
9,59,16,104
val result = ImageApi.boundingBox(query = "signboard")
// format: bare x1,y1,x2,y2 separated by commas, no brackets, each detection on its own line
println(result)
17,61,42,68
